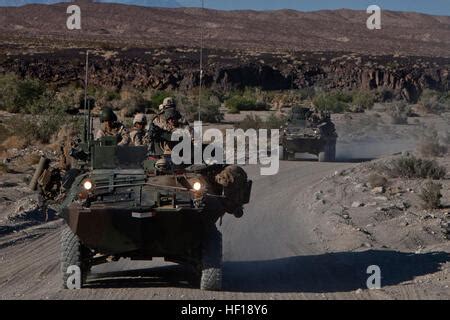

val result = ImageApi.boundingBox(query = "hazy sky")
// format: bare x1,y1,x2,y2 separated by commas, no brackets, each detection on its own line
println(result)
193,0,450,15
2,0,450,16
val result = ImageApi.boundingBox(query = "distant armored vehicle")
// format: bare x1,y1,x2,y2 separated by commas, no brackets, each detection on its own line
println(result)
279,106,337,162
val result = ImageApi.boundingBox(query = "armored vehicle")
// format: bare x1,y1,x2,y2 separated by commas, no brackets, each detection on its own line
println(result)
279,106,337,162
59,134,252,291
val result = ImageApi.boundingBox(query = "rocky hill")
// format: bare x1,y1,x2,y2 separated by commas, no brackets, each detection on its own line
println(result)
1,2,450,57
1,48,449,103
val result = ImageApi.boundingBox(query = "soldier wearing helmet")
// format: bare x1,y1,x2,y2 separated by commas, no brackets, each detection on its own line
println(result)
130,113,149,146
95,107,130,146
152,97,189,131
163,97,176,108
148,103,187,155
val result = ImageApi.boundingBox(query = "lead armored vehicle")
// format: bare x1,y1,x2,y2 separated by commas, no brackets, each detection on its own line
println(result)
59,133,252,291
279,106,337,162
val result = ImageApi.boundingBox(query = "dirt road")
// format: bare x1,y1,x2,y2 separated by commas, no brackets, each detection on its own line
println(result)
0,160,448,300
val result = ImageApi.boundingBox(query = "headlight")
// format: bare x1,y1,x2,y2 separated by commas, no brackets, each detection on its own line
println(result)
83,180,93,191
192,181,202,191
188,178,205,194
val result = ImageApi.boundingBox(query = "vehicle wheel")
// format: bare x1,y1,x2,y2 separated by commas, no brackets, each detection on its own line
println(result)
61,227,90,289
318,143,336,162
328,143,336,162
200,226,222,291
318,151,327,162
287,152,295,161
279,145,285,161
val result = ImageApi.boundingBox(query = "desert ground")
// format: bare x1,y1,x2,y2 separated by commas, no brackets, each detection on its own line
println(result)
0,107,449,300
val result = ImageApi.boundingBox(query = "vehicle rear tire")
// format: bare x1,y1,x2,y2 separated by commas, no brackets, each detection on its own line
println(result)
328,143,336,162
287,152,295,161
200,226,223,291
318,143,336,162
61,227,89,289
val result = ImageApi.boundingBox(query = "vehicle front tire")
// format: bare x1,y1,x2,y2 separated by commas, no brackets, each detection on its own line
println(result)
200,226,223,291
61,227,90,289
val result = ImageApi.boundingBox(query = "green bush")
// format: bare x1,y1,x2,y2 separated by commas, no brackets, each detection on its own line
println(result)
334,91,352,104
352,90,375,111
227,103,240,114
417,129,448,157
224,88,270,113
312,90,375,113
55,86,84,113
388,102,410,124
150,91,172,110
0,74,75,115
312,92,350,113
236,113,285,131
419,89,450,114
237,114,264,131
175,92,224,123
0,74,50,114
381,156,447,180
6,110,73,144
419,181,443,209
225,96,258,112
184,101,224,123
16,78,46,110
420,89,450,104
105,90,121,102
0,73,20,112
297,87,317,101
264,113,286,129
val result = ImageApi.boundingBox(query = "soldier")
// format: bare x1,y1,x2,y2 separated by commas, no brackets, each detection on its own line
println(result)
148,107,183,156
307,107,321,125
95,107,130,146
130,113,149,146
152,97,189,131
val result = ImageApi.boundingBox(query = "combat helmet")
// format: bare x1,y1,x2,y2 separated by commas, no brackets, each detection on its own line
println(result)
100,107,118,123
163,97,176,108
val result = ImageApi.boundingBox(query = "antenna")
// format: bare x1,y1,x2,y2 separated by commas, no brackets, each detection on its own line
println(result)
83,50,91,146
198,0,204,122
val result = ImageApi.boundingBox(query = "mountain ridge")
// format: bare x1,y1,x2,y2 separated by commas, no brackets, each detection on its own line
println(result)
1,2,450,57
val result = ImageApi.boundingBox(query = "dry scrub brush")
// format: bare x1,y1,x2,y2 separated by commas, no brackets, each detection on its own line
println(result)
380,156,446,180
419,181,443,209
